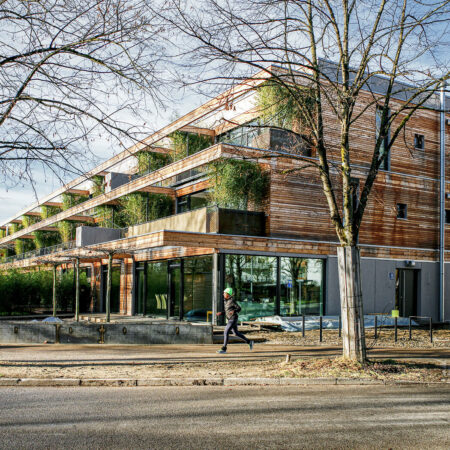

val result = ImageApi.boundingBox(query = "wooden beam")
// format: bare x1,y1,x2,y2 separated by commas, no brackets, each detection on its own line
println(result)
136,186,175,196
24,212,42,217
39,226,59,232
10,219,22,224
16,235,35,239
65,215,95,223
179,125,215,137
141,146,172,154
43,202,63,208
66,189,90,196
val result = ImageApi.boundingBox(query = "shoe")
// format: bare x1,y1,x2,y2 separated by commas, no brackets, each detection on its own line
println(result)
249,340,254,351
217,349,227,354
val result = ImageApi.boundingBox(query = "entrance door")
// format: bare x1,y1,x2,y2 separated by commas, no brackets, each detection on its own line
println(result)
395,269,418,317
168,261,183,319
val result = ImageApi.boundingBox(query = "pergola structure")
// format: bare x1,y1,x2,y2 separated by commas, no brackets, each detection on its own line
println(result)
35,245,138,323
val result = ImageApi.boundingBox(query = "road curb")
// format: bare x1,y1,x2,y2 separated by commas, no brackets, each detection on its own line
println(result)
0,377,448,387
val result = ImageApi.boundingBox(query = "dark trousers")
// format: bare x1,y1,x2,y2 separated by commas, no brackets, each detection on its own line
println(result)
222,316,249,349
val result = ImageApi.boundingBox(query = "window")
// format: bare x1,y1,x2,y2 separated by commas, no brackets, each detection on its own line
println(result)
225,254,277,321
280,257,324,316
445,210,450,224
414,134,425,150
397,203,407,219
176,190,211,214
376,106,390,170
224,254,325,320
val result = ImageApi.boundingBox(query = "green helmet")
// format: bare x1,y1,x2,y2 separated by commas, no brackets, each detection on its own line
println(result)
224,287,234,296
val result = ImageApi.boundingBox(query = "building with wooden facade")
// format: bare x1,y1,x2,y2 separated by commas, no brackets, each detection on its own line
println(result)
0,67,449,324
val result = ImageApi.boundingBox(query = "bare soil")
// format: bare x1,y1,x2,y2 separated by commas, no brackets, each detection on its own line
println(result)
249,328,450,348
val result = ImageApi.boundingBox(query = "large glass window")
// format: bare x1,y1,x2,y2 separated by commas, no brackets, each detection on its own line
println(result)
183,256,213,322
280,258,324,316
217,120,262,147
225,255,277,321
146,261,169,317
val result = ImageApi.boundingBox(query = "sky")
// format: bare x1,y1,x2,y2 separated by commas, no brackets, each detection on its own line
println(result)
0,91,204,224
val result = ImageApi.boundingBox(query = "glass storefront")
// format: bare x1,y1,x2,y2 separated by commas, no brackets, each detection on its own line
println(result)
225,254,324,320
280,257,324,316
135,254,324,321
135,256,212,321
225,255,277,321
183,256,213,322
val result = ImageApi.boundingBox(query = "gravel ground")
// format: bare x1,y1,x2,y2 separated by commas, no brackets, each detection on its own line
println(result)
250,328,450,348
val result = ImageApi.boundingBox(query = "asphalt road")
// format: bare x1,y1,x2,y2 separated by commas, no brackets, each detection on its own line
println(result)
1,385,449,449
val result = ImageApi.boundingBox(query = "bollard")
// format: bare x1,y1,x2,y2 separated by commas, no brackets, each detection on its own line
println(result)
394,317,398,342
374,316,378,339
285,354,291,363
429,318,433,343
409,317,412,340
319,316,323,342
302,314,305,337
338,315,341,338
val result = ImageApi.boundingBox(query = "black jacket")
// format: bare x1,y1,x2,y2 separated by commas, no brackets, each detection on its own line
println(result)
223,296,241,319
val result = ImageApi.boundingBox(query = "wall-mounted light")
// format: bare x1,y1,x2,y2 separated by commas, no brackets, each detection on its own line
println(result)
405,260,416,267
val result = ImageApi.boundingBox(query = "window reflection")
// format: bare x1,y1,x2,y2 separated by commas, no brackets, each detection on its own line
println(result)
280,258,323,316
225,255,277,321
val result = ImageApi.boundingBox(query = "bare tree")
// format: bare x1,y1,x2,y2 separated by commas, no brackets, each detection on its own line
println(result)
159,0,449,361
0,0,166,189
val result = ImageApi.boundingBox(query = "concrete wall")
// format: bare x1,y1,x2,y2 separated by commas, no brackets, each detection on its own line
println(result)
326,256,441,321
0,321,213,344
127,207,207,237
76,226,123,247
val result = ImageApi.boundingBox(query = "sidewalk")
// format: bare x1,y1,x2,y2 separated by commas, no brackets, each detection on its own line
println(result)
0,344,448,386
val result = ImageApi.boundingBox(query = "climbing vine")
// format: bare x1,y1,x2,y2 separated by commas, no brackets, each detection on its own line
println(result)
117,192,174,227
137,151,172,175
208,159,269,210
257,81,314,133
169,131,213,161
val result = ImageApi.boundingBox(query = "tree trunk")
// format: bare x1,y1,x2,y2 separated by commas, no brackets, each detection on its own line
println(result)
106,253,112,323
337,246,366,362
75,258,80,322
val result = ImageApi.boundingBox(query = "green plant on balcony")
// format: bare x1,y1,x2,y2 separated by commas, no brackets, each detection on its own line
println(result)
57,193,89,242
169,131,213,162
208,159,269,211
118,192,174,227
257,81,314,133
91,175,105,197
95,204,116,228
137,151,172,175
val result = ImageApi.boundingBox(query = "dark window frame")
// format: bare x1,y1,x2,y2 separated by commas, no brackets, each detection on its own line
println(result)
397,203,408,220
414,133,425,150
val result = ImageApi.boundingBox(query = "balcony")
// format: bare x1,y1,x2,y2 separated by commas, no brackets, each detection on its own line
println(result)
127,206,266,238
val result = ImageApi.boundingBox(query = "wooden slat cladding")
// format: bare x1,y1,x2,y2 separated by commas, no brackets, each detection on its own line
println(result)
268,157,446,250
120,259,133,315
175,179,210,197
320,90,443,180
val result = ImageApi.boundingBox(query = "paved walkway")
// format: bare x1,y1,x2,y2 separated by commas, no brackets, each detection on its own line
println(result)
1,344,448,365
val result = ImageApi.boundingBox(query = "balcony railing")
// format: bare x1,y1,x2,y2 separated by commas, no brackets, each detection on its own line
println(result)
2,240,76,265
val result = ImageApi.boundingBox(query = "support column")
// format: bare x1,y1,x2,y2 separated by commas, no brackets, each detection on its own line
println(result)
52,264,57,317
75,258,80,322
106,252,113,322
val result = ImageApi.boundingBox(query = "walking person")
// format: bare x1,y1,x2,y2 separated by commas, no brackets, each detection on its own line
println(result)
217,287,254,354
